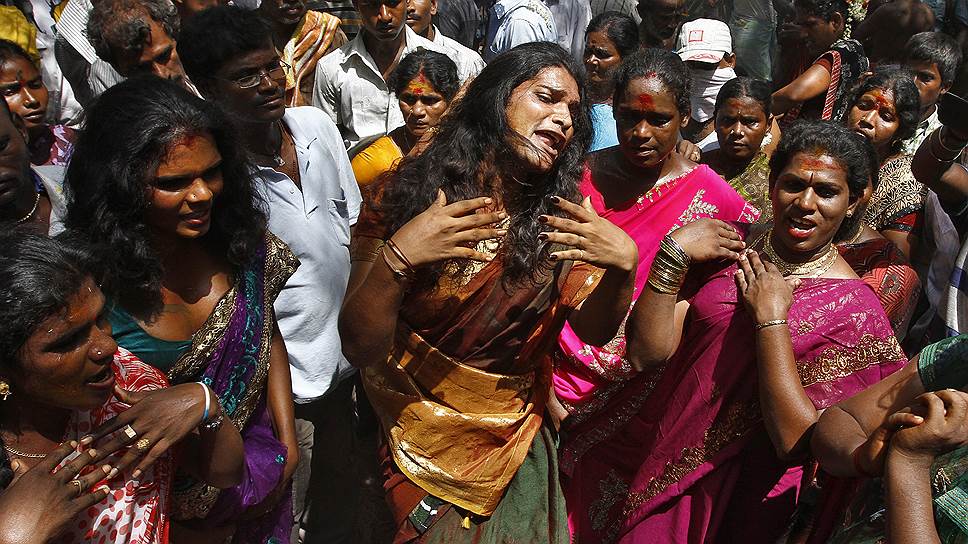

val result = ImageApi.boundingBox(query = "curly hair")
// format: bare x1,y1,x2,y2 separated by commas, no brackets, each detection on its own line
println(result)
63,76,267,316
845,64,921,152
613,48,692,118
86,0,180,66
0,228,103,489
389,49,460,102
375,42,591,288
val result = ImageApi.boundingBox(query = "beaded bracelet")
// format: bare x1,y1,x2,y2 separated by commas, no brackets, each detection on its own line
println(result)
755,319,788,331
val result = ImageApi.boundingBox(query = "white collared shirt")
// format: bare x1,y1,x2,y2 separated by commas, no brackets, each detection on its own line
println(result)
430,25,485,82
484,0,558,62
253,106,363,402
313,25,444,152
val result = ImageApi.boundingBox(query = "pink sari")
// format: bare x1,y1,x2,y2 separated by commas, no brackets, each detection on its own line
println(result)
553,164,760,423
560,225,906,544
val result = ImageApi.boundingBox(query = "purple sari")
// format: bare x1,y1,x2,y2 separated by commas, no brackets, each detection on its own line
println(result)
561,225,906,544
167,233,299,544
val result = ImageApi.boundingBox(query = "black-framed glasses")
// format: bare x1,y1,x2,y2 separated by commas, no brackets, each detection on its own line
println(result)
222,60,291,89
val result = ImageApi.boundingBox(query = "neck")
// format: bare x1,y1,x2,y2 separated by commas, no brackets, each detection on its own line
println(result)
920,102,936,123
588,83,613,105
362,29,406,69
767,225,832,264
0,176,37,224
719,153,753,179
420,24,434,40
1,397,72,447
243,119,281,157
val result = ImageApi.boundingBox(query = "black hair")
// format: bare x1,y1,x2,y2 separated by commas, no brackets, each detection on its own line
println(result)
388,49,460,102
178,5,274,85
613,48,692,118
0,39,37,68
586,11,640,58
375,42,591,288
903,31,963,86
846,64,921,150
87,0,180,66
715,76,772,116
63,76,267,315
769,119,874,205
0,229,102,489
794,0,850,22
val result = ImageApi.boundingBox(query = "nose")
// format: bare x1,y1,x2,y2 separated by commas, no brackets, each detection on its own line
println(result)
378,4,391,20
187,177,214,203
794,187,819,212
90,326,117,365
551,103,573,132
411,100,426,117
258,72,279,93
22,87,40,108
859,109,876,127
631,120,654,142
727,121,743,137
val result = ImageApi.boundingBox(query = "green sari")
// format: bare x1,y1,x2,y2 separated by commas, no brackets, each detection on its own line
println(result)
830,334,968,544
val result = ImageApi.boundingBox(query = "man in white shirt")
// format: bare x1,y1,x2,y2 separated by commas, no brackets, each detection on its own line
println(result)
406,0,485,80
545,0,591,62
314,0,445,153
483,0,557,62
179,7,366,542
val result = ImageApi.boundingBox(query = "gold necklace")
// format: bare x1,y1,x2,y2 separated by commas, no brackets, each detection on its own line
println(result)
3,443,47,459
757,230,839,278
14,192,40,224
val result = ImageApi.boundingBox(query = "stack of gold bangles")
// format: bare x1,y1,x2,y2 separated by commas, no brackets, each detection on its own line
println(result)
647,235,691,295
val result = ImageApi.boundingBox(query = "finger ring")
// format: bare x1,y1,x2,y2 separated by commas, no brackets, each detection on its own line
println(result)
135,438,151,451
579,249,586,261
121,424,137,442
69,479,83,497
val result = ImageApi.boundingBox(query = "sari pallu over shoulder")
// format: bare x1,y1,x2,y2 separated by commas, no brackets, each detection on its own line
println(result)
562,225,906,544
165,233,299,543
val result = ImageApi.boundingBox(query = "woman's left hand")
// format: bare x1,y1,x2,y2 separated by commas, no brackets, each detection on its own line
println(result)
735,250,801,324
84,383,206,478
539,196,638,272
677,140,701,163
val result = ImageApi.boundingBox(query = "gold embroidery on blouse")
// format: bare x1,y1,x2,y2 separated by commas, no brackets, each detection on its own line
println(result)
667,189,721,235
796,334,903,388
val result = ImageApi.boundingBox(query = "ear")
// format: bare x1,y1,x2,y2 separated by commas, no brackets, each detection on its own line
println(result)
430,0,438,15
845,191,862,219
679,112,690,129
940,81,952,95
830,11,845,34
722,53,736,68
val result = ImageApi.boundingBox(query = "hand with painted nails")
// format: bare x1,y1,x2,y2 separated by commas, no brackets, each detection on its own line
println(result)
668,218,746,264
735,250,800,324
540,196,638,272
83,382,211,482
0,441,111,544
388,190,508,268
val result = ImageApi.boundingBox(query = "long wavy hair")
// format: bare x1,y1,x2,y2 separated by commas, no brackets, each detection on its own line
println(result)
64,76,267,315
374,42,591,288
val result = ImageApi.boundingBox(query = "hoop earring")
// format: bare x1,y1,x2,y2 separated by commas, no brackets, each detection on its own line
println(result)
0,380,10,401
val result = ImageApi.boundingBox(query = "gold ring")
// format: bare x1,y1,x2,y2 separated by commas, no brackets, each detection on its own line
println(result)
121,424,137,442
69,479,83,497
135,438,151,451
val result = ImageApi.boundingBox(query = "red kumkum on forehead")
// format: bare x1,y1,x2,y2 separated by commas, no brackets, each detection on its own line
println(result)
406,72,433,96
800,155,845,172
638,93,654,108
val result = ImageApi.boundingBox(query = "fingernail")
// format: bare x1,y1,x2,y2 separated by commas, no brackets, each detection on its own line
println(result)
739,242,746,248
496,229,507,236
913,416,924,422
538,216,549,224
107,467,118,479
80,436,93,445
498,211,508,219
132,469,142,480
549,254,559,260
484,197,493,204
101,464,111,474
549,196,560,203
69,440,79,449
538,233,548,240
87,449,98,457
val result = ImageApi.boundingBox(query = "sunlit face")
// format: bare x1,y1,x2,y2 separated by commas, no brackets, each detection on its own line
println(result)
209,44,287,124
144,132,224,240
715,96,771,162
356,0,406,42
584,30,623,91
259,0,307,26
771,152,858,257
7,279,117,412
847,88,900,152
0,108,32,210
405,0,436,36
504,67,579,174
398,72,448,138
905,60,946,112
614,74,687,169
0,56,49,131
794,7,841,55
113,18,188,85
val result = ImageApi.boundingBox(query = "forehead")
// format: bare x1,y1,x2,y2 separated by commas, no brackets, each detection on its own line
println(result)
515,67,579,100
219,43,278,73
783,151,848,184
0,57,38,79
906,60,941,77
618,74,677,109
136,18,174,61
858,87,896,106
156,132,221,175
718,96,766,116
33,278,103,335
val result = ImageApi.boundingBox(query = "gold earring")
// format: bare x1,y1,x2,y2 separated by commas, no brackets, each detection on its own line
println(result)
0,380,10,401
846,210,854,218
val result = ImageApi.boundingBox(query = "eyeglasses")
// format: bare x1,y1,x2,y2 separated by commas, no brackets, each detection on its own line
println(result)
223,60,291,89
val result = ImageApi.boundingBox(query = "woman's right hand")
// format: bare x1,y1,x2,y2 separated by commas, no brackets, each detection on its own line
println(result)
668,218,746,264
0,441,112,544
389,190,508,267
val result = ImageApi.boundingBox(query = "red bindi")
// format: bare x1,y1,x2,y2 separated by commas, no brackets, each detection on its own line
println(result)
638,93,654,109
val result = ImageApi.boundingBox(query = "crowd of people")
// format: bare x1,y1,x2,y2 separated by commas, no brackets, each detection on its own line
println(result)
0,0,967,542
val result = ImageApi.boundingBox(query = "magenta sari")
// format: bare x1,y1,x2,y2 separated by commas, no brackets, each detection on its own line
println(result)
560,225,906,544
554,164,760,422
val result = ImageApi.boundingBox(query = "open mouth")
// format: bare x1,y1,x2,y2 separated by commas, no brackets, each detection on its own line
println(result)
533,130,564,158
786,217,816,239
84,366,114,386
182,208,211,226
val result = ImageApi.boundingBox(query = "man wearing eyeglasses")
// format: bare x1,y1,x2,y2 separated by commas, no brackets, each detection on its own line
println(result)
178,7,369,544
313,0,447,153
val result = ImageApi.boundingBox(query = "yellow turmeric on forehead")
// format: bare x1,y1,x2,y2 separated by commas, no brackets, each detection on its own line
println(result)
405,71,435,95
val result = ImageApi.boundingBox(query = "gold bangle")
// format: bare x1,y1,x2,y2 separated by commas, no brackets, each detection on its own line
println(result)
381,246,411,282
385,238,416,274
755,319,788,330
